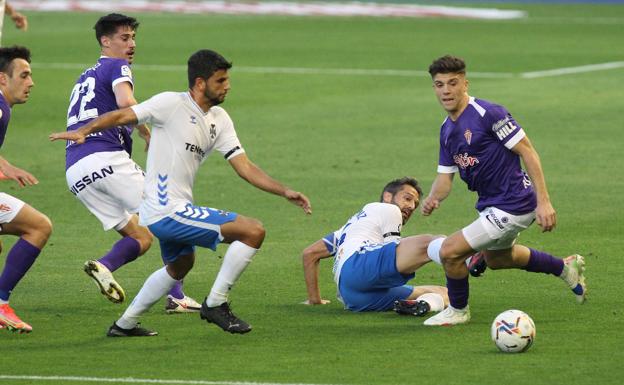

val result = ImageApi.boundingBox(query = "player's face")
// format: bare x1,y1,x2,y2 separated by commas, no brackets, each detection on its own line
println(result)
203,69,231,106
432,72,469,119
389,185,420,224
102,26,136,63
2,59,34,106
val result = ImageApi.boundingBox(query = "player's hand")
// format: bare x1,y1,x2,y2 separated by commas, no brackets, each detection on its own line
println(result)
49,130,86,144
535,201,556,232
11,12,28,31
301,299,331,305
0,164,38,187
421,196,440,216
285,189,312,215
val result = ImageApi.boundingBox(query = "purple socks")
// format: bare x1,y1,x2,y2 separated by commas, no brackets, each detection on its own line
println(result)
446,275,469,309
0,238,41,301
524,248,564,276
97,237,141,272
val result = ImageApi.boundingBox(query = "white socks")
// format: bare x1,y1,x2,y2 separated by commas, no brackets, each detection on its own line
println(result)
427,238,444,265
427,237,476,268
116,266,178,330
417,293,445,312
205,241,257,308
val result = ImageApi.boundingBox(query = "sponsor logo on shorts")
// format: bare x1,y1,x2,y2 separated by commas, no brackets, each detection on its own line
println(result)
0,204,12,212
485,211,505,231
69,165,114,195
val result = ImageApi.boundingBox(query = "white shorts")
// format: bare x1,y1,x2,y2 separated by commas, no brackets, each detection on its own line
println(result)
0,192,26,228
462,206,535,251
66,151,144,231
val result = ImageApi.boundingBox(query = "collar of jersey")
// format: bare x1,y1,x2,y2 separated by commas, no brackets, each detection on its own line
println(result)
185,92,210,116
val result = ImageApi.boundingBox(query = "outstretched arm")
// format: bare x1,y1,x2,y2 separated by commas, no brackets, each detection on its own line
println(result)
5,3,28,31
301,239,332,305
49,107,139,144
421,172,454,216
228,153,312,214
512,136,556,232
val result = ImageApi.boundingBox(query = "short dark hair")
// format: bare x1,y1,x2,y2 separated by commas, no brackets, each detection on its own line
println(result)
428,55,466,78
94,13,139,46
379,177,423,202
187,49,232,88
0,46,31,75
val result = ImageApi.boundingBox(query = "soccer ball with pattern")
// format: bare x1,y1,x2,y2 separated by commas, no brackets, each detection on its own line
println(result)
491,309,536,353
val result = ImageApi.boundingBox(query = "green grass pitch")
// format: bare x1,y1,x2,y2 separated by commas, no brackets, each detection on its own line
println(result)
0,3,623,385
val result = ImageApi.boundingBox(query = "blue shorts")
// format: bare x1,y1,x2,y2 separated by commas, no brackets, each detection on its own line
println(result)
338,241,414,312
148,204,238,263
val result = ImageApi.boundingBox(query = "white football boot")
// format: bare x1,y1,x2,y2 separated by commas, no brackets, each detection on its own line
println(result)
423,305,470,326
83,260,126,303
560,254,587,304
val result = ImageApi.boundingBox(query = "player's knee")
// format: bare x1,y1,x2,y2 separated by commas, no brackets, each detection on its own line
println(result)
136,231,153,255
32,213,53,246
244,219,265,248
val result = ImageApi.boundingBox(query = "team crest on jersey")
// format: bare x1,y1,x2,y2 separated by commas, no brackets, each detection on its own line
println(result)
121,65,132,78
464,128,472,145
189,115,197,124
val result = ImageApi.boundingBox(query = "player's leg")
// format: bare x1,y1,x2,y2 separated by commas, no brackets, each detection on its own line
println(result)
485,244,586,303
197,214,264,334
108,240,195,337
0,197,52,333
394,234,438,274
394,286,449,316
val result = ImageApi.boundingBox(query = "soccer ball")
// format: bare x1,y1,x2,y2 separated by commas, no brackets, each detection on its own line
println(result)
491,309,536,353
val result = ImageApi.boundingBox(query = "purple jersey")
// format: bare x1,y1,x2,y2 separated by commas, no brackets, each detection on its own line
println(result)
0,92,11,149
437,97,536,215
64,57,134,169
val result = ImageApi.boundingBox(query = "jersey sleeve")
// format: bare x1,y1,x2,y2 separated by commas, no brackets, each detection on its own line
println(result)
213,108,245,160
108,60,134,90
377,204,403,240
322,231,340,256
131,92,176,126
487,105,525,150
0,106,10,149
437,128,458,174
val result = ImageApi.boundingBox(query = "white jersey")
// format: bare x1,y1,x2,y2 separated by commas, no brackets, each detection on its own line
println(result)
131,91,244,225
329,202,403,283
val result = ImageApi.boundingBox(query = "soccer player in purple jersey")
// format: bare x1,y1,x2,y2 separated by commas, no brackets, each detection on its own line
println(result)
63,14,200,312
0,46,52,333
420,55,586,326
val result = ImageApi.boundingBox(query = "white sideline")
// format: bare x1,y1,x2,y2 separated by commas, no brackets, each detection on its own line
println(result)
31,62,624,79
0,375,338,385
520,61,624,79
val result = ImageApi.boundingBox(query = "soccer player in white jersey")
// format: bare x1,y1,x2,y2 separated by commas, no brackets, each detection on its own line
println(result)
420,55,586,326
62,14,200,313
302,177,448,316
0,46,52,333
50,49,312,336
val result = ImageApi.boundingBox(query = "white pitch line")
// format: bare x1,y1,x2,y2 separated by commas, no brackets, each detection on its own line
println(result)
520,61,624,79
31,61,624,80
0,375,339,385
30,62,512,78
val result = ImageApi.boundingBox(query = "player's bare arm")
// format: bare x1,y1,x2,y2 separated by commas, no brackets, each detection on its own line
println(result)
511,136,556,232
301,239,332,305
49,107,139,144
5,3,28,31
0,155,38,187
228,153,312,214
113,81,151,150
421,173,454,216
